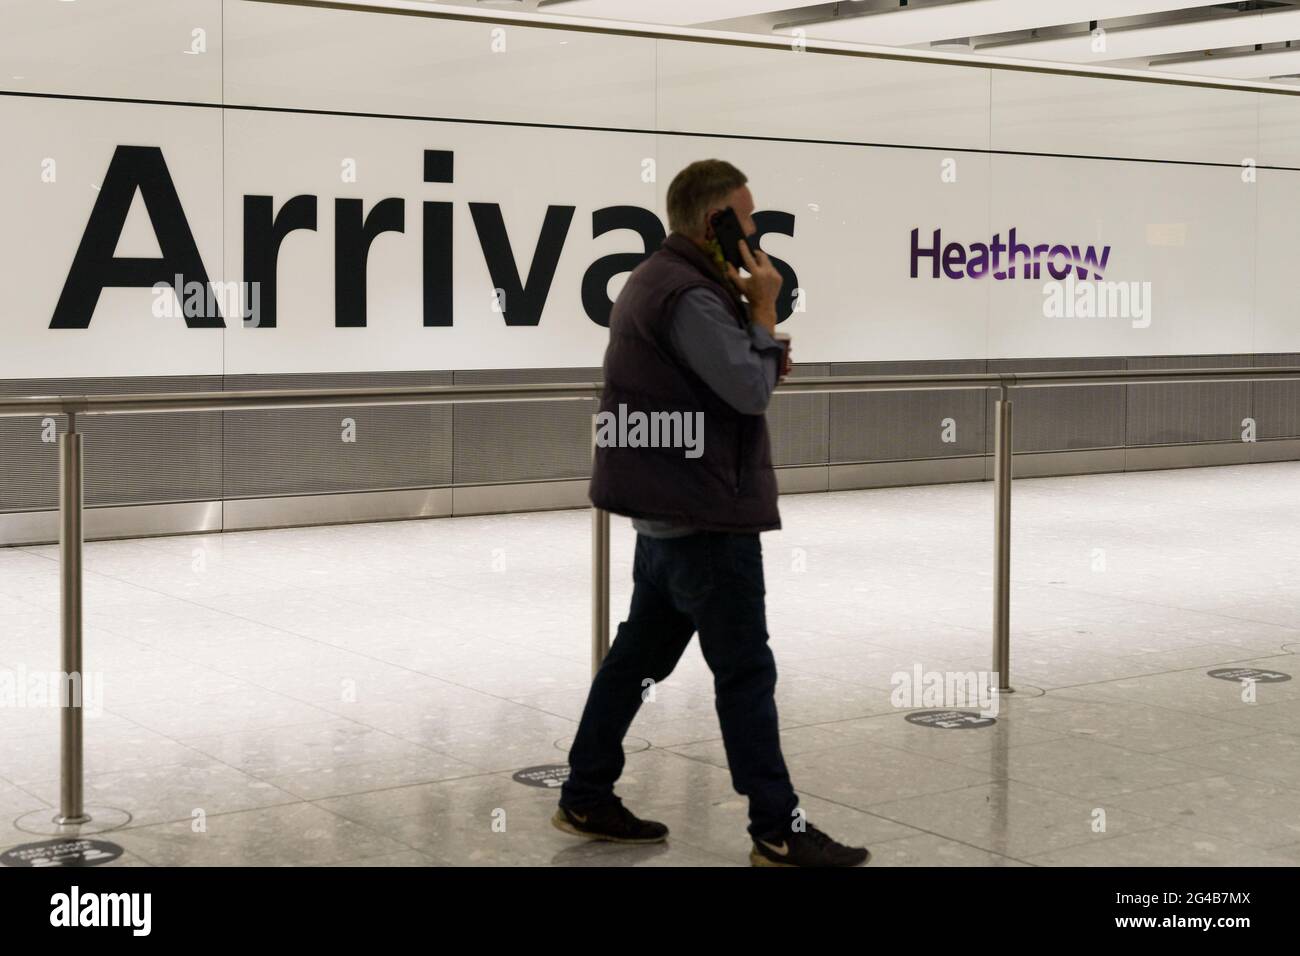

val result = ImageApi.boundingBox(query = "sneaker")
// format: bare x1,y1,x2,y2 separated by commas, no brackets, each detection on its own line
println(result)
750,823,869,867
552,801,669,844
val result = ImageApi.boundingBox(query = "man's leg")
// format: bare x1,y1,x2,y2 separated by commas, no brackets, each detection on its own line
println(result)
687,533,799,838
560,535,695,810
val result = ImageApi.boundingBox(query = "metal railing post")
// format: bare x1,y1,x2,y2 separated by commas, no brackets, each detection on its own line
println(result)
591,414,611,676
57,412,89,826
592,508,610,676
993,385,1013,694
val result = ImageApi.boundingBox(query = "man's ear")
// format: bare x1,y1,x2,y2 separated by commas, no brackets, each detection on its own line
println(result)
702,207,721,241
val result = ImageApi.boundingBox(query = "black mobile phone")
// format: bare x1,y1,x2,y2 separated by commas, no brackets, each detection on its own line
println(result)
710,207,756,270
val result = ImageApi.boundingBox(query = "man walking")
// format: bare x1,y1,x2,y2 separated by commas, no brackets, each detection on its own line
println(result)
553,159,869,867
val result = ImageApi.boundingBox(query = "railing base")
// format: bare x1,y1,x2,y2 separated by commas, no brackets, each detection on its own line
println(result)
15,805,131,837
52,812,92,826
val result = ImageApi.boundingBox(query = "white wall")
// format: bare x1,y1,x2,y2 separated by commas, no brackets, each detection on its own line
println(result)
0,0,1296,378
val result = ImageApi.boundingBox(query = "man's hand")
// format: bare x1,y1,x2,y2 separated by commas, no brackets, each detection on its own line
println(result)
725,240,782,334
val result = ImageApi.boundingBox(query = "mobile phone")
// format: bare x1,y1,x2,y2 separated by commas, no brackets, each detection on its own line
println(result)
710,207,757,270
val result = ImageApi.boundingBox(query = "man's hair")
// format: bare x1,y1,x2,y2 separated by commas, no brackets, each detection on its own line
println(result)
666,159,747,237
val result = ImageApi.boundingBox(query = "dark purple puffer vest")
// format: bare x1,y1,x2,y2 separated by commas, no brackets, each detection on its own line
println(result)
588,233,781,533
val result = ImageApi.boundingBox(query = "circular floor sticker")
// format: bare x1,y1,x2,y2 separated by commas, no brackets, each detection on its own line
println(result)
905,709,997,729
1,838,123,867
1207,667,1292,684
512,764,571,788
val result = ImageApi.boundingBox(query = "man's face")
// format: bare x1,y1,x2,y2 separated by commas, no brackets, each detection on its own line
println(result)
704,185,757,240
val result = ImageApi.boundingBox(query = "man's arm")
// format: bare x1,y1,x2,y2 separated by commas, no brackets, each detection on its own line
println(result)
668,287,784,416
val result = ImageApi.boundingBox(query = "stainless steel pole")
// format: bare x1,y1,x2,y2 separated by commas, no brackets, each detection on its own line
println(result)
590,415,611,676
592,507,610,676
57,414,90,825
993,388,1013,694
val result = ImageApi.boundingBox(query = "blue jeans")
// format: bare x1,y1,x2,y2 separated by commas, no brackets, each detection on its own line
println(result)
561,531,799,838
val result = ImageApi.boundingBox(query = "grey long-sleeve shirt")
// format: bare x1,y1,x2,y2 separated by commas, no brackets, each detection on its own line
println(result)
632,287,784,539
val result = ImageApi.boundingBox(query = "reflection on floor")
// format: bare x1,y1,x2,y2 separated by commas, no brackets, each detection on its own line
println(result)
2,461,1300,866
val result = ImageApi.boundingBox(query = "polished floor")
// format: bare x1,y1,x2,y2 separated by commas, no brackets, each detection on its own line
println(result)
2,462,1300,866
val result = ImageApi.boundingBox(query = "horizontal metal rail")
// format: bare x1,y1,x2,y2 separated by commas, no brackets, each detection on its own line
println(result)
7,365,1300,418
13,365,1300,831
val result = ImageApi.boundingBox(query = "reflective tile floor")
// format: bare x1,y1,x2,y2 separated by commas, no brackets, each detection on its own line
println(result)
3,462,1300,866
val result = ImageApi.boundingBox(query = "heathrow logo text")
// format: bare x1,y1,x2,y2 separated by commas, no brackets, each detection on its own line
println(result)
910,227,1111,281
910,227,1152,328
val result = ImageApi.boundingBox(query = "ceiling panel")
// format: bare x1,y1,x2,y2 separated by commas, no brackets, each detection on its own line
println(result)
982,8,1300,65
441,0,1300,84
536,0,797,26
783,0,1235,47
1153,46,1300,79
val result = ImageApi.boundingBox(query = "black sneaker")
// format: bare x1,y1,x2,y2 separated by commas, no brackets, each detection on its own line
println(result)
750,822,869,867
552,801,669,844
